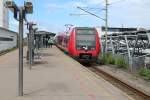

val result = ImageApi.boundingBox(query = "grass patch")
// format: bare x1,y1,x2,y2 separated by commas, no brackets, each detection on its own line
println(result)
115,56,128,69
101,53,115,65
138,68,150,80
100,53,128,69
105,53,115,64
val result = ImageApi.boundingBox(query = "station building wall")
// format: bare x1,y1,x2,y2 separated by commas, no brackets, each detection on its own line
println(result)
0,0,9,29
0,27,18,51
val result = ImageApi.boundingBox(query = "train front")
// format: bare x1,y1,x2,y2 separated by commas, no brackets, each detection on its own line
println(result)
70,27,101,62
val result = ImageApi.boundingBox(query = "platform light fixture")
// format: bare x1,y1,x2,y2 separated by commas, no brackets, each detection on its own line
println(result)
26,22,37,70
26,22,36,30
5,0,19,20
24,1,33,14
5,0,19,10
5,0,34,96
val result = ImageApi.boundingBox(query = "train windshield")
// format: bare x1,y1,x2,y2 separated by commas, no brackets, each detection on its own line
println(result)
76,29,96,46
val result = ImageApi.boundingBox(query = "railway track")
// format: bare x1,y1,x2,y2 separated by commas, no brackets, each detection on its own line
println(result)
84,64,150,100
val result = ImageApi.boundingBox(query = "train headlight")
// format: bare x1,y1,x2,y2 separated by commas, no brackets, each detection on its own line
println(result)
77,47,81,50
91,47,95,50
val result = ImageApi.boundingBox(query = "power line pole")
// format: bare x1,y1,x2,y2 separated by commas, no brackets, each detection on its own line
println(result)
105,0,108,53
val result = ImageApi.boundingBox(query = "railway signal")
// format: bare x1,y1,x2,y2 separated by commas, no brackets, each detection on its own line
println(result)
5,0,33,96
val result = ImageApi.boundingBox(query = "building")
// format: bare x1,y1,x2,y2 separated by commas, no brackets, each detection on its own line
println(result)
96,26,137,36
0,0,9,29
0,0,17,52
0,27,18,52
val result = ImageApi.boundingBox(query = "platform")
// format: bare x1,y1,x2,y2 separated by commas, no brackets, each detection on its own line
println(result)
0,46,134,100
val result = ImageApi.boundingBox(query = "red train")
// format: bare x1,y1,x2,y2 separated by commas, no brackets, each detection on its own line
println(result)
56,27,101,62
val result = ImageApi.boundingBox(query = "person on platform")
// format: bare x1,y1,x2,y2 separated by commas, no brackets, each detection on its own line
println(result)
48,38,54,48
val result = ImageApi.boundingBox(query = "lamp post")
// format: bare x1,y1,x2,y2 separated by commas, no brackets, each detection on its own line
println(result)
26,22,36,70
5,0,33,96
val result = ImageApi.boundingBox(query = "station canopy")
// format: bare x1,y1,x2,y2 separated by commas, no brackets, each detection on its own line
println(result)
34,31,56,37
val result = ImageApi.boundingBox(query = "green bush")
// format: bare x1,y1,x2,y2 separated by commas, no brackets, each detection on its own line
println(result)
138,68,150,80
115,56,128,69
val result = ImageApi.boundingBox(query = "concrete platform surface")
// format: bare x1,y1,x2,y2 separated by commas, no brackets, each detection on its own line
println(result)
0,46,134,100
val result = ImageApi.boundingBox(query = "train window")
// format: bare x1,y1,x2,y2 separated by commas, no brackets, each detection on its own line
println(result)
76,31,96,46
76,29,96,48
76,29,96,35
76,34,95,41
0,37,13,41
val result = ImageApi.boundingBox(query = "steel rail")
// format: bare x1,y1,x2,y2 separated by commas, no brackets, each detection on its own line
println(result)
88,66,150,100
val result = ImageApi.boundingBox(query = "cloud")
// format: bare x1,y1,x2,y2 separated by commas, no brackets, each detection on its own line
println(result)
9,18,29,37
39,26,49,31
85,0,104,5
35,21,63,33
107,0,150,28
44,0,150,29
47,1,87,9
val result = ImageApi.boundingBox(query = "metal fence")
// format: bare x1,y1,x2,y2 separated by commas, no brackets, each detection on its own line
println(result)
101,30,150,72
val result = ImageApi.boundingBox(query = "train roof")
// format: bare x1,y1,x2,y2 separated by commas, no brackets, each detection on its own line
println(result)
74,27,95,30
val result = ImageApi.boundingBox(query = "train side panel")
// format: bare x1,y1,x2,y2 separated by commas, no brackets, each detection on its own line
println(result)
68,29,76,56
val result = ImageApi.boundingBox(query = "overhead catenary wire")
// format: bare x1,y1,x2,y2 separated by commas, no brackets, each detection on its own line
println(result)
108,0,127,5
77,6,105,21
69,13,89,16
82,7,103,10
81,7,105,14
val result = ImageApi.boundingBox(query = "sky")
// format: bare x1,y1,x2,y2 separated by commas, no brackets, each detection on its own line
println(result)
9,0,150,35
